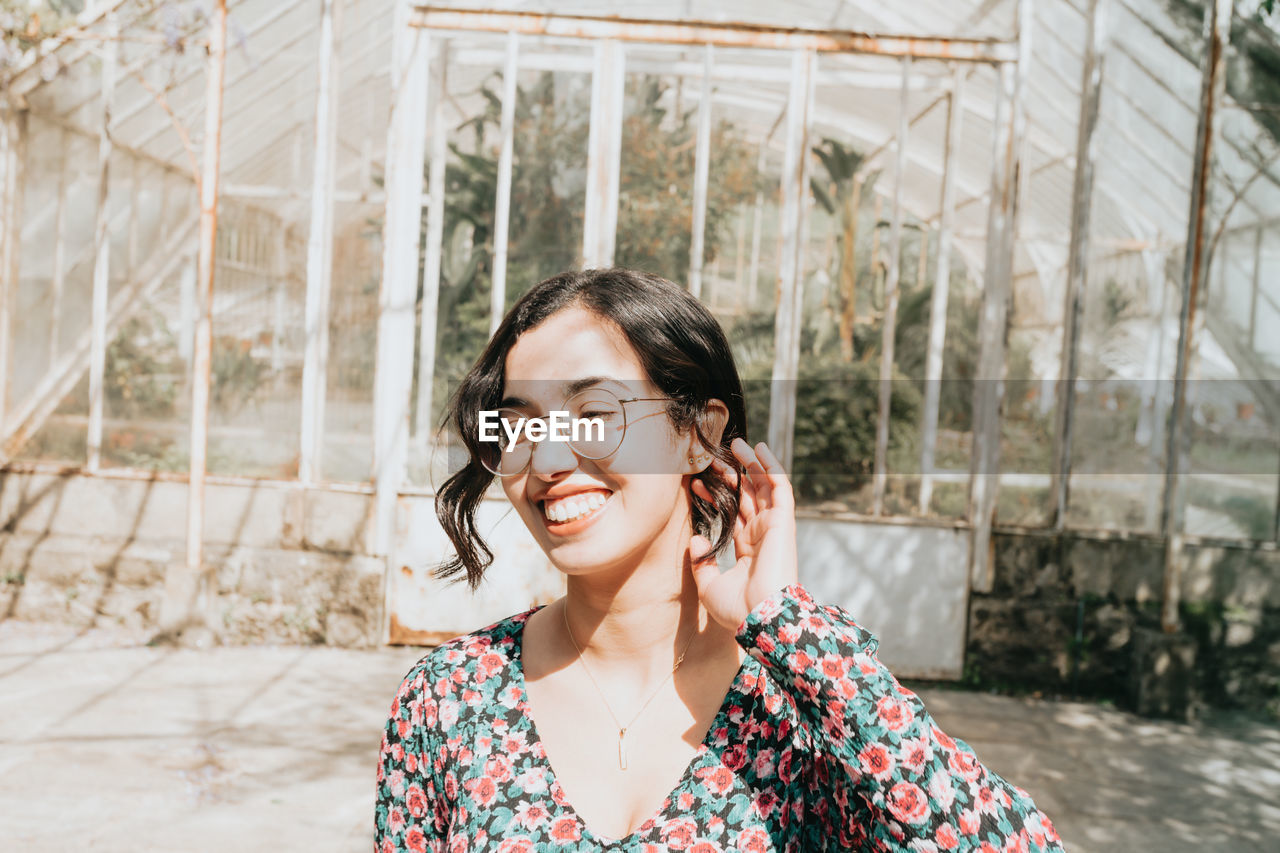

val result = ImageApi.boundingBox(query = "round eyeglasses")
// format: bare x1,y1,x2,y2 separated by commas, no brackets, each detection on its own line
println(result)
475,388,670,477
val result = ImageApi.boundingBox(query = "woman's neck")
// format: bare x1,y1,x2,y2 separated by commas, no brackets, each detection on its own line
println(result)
566,570,699,652
558,538,727,687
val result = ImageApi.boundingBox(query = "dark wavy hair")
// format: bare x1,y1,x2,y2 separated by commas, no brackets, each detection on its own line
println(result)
434,268,748,589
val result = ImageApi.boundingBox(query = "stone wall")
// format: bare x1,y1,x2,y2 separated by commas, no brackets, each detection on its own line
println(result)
966,530,1280,717
0,470,384,647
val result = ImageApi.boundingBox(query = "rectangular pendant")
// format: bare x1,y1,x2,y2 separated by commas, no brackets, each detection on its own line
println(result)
618,728,628,771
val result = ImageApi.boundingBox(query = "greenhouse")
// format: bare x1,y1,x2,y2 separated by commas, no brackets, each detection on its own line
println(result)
1,0,1278,712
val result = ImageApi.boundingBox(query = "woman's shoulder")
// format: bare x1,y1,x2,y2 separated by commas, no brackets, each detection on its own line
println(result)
388,606,540,732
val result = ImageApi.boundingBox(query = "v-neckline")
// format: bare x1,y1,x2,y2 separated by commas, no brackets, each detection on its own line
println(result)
509,605,753,847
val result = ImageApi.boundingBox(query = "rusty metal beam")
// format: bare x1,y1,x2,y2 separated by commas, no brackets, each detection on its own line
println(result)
1161,0,1234,633
410,7,1017,63
1049,0,1110,532
165,0,228,637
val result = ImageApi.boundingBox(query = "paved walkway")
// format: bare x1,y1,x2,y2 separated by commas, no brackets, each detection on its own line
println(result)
1,620,1277,852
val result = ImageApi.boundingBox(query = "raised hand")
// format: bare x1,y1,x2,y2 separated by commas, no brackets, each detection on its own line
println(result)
688,437,800,631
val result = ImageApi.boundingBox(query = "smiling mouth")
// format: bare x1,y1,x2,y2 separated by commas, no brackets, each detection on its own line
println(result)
539,489,612,525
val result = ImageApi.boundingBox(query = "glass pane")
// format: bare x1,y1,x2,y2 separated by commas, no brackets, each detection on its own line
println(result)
407,36,595,488
207,205,303,478
324,201,383,483
1064,0,1206,534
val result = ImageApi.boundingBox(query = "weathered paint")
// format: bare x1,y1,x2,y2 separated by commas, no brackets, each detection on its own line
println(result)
1161,0,1235,633
1050,0,1110,531
411,7,1016,64
387,494,565,645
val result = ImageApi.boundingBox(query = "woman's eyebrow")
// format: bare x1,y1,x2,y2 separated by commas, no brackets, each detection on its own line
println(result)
564,375,622,395
498,394,532,409
499,377,631,408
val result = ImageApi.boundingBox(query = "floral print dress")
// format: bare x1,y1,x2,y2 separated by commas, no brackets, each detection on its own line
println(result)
376,584,1066,852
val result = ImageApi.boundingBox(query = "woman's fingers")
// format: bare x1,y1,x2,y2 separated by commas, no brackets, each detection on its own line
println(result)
708,455,738,487
754,442,794,511
731,438,774,507
693,461,759,530
690,477,713,503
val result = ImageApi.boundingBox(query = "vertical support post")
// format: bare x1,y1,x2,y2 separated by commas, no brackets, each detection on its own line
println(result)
920,69,965,515
872,55,912,516
1162,0,1234,632
794,74,815,342
159,167,173,245
87,14,120,472
915,230,929,290
870,194,883,291
271,227,287,373
1140,248,1170,531
1248,224,1262,349
689,45,714,299
49,129,69,370
490,32,519,336
0,107,26,437
372,7,429,558
767,50,814,472
163,0,228,635
413,39,448,449
969,0,1030,593
1213,229,1229,318
838,175,863,361
582,39,626,268
748,141,767,309
127,156,140,277
734,203,747,298
178,259,196,365
1050,0,1109,530
1274,449,1280,543
300,0,343,484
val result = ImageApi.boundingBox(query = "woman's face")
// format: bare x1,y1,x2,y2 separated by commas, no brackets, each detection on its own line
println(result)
497,306,700,578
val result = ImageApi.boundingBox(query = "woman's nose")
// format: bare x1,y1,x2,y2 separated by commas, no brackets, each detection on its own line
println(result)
527,433,579,480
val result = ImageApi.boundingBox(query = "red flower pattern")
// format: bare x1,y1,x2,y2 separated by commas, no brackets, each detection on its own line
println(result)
376,584,1066,852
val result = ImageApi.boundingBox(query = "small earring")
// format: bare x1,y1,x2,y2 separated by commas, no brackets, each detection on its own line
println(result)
688,456,696,465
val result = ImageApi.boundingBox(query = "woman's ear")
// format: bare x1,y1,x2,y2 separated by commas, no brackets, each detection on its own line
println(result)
685,398,729,473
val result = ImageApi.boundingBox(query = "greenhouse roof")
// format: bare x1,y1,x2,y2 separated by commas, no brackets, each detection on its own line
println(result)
7,0,1280,321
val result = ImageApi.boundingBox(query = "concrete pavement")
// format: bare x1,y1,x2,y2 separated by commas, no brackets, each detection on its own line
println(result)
1,620,1276,852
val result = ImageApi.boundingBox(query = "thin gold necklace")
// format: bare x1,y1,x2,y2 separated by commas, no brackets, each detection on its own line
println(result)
561,602,698,771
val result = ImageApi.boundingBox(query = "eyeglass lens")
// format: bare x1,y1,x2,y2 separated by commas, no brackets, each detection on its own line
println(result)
478,388,629,476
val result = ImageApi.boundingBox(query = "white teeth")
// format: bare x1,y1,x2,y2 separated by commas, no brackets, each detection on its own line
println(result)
543,492,608,523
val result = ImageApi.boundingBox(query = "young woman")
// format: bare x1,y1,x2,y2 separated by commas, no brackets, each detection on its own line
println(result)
376,268,1065,852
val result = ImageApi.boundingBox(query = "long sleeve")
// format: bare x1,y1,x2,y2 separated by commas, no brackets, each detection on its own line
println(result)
375,662,449,853
735,583,1066,852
